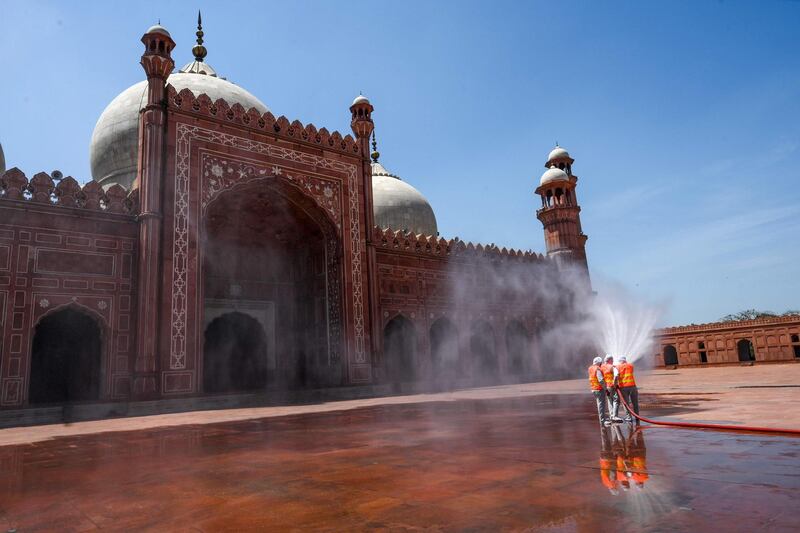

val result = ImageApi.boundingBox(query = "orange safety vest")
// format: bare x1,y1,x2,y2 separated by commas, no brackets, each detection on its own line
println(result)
616,456,629,482
600,363,616,387
617,362,636,388
631,456,648,484
599,458,616,490
588,364,603,390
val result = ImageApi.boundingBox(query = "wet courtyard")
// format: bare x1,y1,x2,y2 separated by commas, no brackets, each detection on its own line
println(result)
1,391,799,532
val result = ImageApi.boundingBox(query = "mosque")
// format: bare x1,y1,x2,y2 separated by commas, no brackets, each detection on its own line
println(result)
0,18,590,415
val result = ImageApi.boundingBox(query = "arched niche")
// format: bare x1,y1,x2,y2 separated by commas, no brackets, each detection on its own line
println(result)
430,318,462,383
202,179,343,389
470,320,497,381
383,315,417,383
505,320,529,377
28,306,104,404
737,339,756,362
663,345,678,366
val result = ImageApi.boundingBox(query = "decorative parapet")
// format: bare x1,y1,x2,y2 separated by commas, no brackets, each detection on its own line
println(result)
656,314,800,335
0,168,139,216
372,226,545,263
167,86,360,156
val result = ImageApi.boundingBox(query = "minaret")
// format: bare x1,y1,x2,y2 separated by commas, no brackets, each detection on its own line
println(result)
350,95,378,378
134,23,175,397
535,145,590,285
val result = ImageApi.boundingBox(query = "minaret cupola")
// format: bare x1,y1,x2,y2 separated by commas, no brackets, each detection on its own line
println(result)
545,144,575,176
350,94,375,140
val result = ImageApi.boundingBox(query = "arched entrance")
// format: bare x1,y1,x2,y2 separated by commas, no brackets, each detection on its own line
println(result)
737,339,756,362
430,318,461,380
28,307,102,404
203,312,268,393
505,321,529,378
470,321,497,381
663,345,678,366
203,180,342,389
383,316,416,383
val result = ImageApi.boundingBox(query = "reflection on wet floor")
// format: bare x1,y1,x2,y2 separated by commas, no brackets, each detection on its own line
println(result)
0,394,798,531
599,424,648,494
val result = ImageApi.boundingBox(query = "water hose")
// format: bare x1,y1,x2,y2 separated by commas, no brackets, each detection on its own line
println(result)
615,386,800,436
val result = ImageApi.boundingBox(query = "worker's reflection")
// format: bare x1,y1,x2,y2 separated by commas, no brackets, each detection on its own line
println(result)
599,424,647,494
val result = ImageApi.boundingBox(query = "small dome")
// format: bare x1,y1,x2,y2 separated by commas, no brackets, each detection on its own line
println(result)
0,143,5,175
146,24,171,37
352,95,370,106
547,146,570,162
180,60,217,77
371,162,438,236
540,166,570,186
90,69,268,189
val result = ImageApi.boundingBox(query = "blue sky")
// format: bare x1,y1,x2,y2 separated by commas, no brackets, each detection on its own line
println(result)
1,0,798,326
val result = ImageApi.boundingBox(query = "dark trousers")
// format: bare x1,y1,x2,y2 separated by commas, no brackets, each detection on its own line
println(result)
620,386,639,421
593,390,609,423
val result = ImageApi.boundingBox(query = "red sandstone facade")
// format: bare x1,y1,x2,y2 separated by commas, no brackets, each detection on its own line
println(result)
0,27,590,411
652,315,800,367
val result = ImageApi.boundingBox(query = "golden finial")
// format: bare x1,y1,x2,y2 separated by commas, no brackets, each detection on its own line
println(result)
192,10,207,62
370,131,380,162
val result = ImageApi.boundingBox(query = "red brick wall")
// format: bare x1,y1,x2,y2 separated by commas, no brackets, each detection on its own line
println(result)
652,316,800,367
0,198,138,407
371,228,551,379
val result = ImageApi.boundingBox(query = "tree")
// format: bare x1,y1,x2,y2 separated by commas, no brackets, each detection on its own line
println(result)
783,310,800,317
720,309,777,322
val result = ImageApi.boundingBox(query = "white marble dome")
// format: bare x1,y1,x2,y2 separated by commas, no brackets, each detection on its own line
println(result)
540,166,570,186
90,66,268,189
371,161,438,236
146,24,171,37
547,146,570,162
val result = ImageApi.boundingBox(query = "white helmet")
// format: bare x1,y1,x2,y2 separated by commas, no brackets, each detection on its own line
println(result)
604,354,614,363
619,356,627,363
593,357,602,365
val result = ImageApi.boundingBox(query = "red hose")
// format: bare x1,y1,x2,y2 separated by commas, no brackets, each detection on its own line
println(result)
615,386,800,436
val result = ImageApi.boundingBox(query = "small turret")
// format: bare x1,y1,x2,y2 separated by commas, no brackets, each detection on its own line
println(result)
350,94,375,141
545,144,574,175
140,23,175,105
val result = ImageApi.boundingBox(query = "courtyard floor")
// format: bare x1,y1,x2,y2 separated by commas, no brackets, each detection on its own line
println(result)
0,364,798,531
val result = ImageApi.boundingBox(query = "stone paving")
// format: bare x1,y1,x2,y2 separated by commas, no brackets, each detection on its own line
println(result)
0,364,798,531
0,363,797,446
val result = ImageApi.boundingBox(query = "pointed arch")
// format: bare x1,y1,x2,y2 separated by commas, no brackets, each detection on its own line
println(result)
383,315,417,383
29,305,104,404
203,311,269,393
737,339,756,362
470,320,497,381
202,178,344,388
430,317,462,379
663,345,678,366
505,320,529,377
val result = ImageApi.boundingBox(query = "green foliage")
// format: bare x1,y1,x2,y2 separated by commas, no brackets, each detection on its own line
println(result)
720,309,799,321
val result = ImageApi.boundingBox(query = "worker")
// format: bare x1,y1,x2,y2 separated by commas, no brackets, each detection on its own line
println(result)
598,426,618,495
616,355,640,425
610,424,630,492
601,355,622,422
588,356,609,426
628,428,648,488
